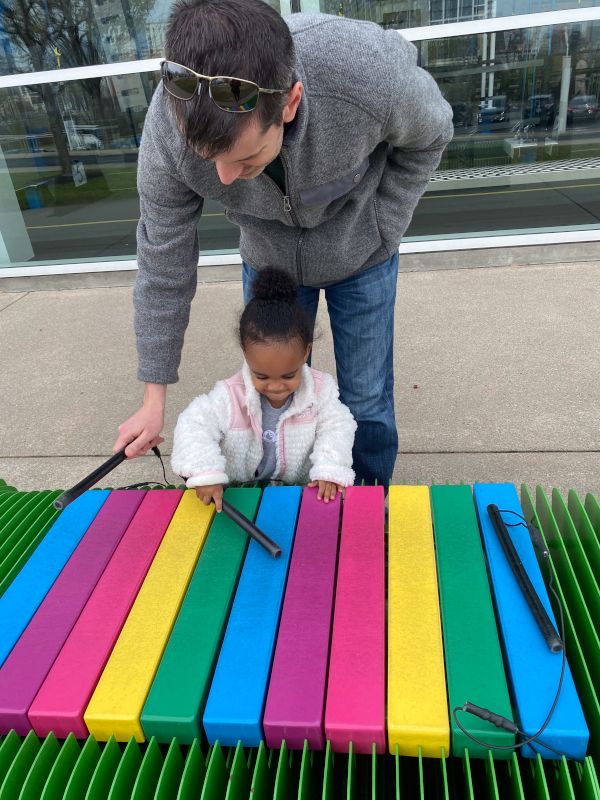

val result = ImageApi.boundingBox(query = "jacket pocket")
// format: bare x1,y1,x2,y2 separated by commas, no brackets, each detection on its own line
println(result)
299,157,369,208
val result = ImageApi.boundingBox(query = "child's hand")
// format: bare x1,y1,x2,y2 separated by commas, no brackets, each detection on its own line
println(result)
195,484,224,512
308,480,343,503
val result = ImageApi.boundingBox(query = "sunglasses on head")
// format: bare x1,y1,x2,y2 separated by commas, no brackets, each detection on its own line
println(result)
160,60,289,112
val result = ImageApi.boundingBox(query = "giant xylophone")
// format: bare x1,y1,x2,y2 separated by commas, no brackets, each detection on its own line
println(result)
0,478,598,800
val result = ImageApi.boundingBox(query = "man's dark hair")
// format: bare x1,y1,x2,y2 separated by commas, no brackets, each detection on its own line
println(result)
165,0,296,157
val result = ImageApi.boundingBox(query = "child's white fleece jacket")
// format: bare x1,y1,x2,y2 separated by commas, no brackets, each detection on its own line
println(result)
171,362,357,488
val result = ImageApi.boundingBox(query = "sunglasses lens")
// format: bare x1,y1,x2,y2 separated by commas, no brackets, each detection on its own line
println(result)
162,62,198,100
210,77,259,112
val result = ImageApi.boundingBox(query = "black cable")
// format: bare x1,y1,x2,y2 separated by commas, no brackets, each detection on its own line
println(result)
453,511,575,759
114,481,171,490
114,446,171,490
153,446,168,484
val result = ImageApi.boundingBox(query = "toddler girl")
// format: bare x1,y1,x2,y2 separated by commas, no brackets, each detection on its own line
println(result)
171,268,357,510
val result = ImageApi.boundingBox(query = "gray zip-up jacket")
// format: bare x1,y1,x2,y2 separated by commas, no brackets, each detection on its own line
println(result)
134,13,454,384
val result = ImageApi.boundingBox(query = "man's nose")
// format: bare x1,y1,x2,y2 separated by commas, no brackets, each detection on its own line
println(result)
215,160,242,185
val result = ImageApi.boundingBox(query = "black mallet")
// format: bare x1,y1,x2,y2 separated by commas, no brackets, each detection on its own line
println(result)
53,447,129,510
53,448,282,558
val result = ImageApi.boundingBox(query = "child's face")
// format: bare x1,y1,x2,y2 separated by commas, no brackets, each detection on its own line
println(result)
244,338,310,408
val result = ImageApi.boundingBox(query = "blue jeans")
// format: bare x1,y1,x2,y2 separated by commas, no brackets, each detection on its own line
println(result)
242,253,399,486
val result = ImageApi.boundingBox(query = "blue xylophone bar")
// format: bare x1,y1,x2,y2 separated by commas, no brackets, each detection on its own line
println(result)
203,486,301,746
0,491,109,669
473,483,589,760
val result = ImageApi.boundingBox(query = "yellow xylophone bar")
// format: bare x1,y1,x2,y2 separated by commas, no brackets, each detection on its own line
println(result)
388,485,450,756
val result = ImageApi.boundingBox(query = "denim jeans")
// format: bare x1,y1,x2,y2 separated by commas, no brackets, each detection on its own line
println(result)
242,252,399,486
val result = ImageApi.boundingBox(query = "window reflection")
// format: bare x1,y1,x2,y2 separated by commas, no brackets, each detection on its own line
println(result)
314,0,599,27
0,0,289,77
0,71,239,266
2,0,599,78
0,20,598,266
408,20,600,237
428,22,600,148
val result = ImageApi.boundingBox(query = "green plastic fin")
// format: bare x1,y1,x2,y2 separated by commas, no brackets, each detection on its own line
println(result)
549,756,576,800
322,742,334,800
155,739,185,800
568,492,600,585
346,741,355,800
85,735,121,800
19,733,60,800
177,740,206,800
63,735,102,800
200,741,228,800
250,742,274,800
107,738,142,800
130,737,163,800
0,730,23,786
41,735,81,800
0,732,41,800
273,741,294,800
225,742,250,800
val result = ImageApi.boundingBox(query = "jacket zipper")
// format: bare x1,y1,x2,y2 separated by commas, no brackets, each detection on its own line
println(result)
272,400,302,480
275,418,286,480
279,151,304,286
278,152,298,222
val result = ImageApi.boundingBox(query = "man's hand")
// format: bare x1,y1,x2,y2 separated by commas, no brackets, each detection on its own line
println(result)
195,484,224,512
114,383,166,458
308,480,343,503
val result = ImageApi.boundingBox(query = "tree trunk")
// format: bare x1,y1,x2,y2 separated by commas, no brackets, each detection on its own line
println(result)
29,46,72,177
39,83,72,175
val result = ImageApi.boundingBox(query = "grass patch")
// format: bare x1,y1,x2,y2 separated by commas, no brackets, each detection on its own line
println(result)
17,170,114,210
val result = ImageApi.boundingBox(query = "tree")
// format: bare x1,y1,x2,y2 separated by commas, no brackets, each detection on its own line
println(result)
1,0,74,174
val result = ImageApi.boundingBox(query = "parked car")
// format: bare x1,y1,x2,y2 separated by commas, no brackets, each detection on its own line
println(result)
478,95,509,125
567,95,599,123
73,133,104,150
111,135,140,148
523,94,556,128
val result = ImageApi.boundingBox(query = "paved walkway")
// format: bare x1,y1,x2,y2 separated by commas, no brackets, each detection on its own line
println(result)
1,260,599,496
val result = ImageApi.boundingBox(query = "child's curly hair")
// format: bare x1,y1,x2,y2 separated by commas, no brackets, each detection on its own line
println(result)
239,267,313,349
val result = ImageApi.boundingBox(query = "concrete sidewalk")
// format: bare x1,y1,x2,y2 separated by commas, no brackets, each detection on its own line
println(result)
1,259,599,496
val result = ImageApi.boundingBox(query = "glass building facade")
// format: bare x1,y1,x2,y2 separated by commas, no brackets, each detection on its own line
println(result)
0,0,599,271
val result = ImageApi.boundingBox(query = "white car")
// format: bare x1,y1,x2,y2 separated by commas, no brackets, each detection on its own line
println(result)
73,133,104,150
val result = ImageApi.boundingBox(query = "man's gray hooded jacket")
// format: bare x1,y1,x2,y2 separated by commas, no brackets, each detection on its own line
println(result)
134,13,454,383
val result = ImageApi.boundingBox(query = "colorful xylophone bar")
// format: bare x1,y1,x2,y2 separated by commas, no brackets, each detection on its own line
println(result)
388,485,449,757
474,483,588,760
325,485,386,754
203,486,301,746
430,484,516,756
263,486,340,750
0,485,597,776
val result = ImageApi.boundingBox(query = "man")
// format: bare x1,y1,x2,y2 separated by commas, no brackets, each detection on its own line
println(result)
114,0,453,486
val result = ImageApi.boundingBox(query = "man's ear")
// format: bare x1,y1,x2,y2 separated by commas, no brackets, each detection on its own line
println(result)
282,81,303,124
